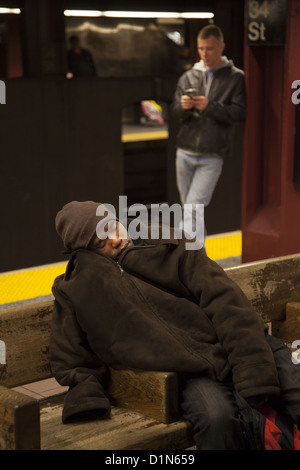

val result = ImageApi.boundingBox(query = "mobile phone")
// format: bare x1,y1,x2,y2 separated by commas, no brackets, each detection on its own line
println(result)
185,88,197,98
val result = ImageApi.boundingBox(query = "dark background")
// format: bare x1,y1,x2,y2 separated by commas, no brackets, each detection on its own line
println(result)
0,0,245,271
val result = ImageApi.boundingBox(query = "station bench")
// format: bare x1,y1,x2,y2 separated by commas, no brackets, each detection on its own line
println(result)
0,253,300,450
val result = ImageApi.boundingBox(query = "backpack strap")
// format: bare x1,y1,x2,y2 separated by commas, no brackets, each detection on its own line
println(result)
233,391,265,450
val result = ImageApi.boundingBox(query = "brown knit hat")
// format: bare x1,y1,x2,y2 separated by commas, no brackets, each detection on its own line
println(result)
55,201,116,251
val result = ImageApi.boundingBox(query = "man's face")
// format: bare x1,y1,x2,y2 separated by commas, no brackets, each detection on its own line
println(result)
93,220,133,259
70,37,80,49
197,35,225,70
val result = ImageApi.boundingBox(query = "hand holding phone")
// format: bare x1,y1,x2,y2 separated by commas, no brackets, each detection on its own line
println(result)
185,88,197,98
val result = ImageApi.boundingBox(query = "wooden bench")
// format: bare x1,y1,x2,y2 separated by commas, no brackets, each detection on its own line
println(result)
1,253,300,450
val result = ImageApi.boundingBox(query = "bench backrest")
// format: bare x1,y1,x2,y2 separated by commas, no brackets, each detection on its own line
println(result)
0,301,53,387
1,253,300,388
226,253,300,321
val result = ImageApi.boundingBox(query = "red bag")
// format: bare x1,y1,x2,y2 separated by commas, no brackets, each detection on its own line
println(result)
260,403,300,450
234,391,300,450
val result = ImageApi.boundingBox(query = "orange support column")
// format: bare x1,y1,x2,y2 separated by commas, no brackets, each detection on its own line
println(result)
242,0,300,262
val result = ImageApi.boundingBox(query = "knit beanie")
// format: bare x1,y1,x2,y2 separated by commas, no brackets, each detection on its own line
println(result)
55,201,116,251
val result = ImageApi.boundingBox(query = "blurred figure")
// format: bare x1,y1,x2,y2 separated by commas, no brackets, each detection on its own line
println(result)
66,35,97,78
175,46,194,75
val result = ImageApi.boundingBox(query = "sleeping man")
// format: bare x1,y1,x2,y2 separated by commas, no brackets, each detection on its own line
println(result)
49,200,300,450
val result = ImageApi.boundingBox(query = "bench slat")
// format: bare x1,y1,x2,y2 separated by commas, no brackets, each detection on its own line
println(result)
40,398,193,450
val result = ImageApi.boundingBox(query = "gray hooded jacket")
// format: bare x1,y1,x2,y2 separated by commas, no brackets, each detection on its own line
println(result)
171,57,246,157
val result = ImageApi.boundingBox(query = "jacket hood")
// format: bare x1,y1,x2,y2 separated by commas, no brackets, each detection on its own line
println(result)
193,56,233,72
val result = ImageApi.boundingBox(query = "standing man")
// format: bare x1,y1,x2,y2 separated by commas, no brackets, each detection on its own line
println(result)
171,25,246,239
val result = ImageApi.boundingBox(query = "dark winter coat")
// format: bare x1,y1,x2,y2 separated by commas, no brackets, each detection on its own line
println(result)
49,234,279,423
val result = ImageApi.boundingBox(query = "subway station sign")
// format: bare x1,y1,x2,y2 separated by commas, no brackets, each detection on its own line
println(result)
247,0,286,45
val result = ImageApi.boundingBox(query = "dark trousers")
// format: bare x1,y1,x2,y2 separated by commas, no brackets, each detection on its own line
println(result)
180,375,245,449
180,334,300,450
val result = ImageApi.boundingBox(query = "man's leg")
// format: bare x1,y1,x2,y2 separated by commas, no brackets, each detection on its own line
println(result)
180,376,246,450
175,148,197,205
183,154,223,239
185,154,224,207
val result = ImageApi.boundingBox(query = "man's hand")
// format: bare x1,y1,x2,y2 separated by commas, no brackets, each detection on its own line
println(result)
181,95,195,110
193,95,209,111
180,95,209,111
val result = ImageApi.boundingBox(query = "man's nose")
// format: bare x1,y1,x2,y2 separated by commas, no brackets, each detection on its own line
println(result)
110,233,122,246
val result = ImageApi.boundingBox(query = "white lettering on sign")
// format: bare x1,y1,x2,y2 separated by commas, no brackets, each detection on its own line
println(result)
248,0,270,19
248,21,267,41
247,0,286,44
248,0,269,42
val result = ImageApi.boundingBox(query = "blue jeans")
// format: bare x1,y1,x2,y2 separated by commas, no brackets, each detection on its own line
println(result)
180,376,246,450
176,149,224,239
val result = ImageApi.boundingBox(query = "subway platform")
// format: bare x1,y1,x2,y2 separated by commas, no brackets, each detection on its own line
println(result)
0,230,242,399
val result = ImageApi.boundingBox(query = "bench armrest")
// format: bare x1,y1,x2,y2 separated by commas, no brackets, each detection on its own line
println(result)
0,385,40,450
108,366,179,424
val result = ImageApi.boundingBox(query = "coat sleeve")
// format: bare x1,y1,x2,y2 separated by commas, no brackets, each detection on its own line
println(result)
204,72,247,124
180,248,280,399
170,72,195,121
49,280,111,423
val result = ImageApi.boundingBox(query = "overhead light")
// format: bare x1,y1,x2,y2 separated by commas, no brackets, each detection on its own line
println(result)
103,11,180,19
64,10,102,17
0,8,214,19
64,10,214,20
181,12,214,19
0,7,21,14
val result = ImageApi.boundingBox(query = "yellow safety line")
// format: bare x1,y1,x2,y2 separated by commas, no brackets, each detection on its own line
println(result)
122,130,168,142
0,231,242,305
0,264,67,305
205,231,242,261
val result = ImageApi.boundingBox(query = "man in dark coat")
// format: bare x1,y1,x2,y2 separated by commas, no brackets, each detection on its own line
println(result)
50,201,296,449
67,35,97,77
